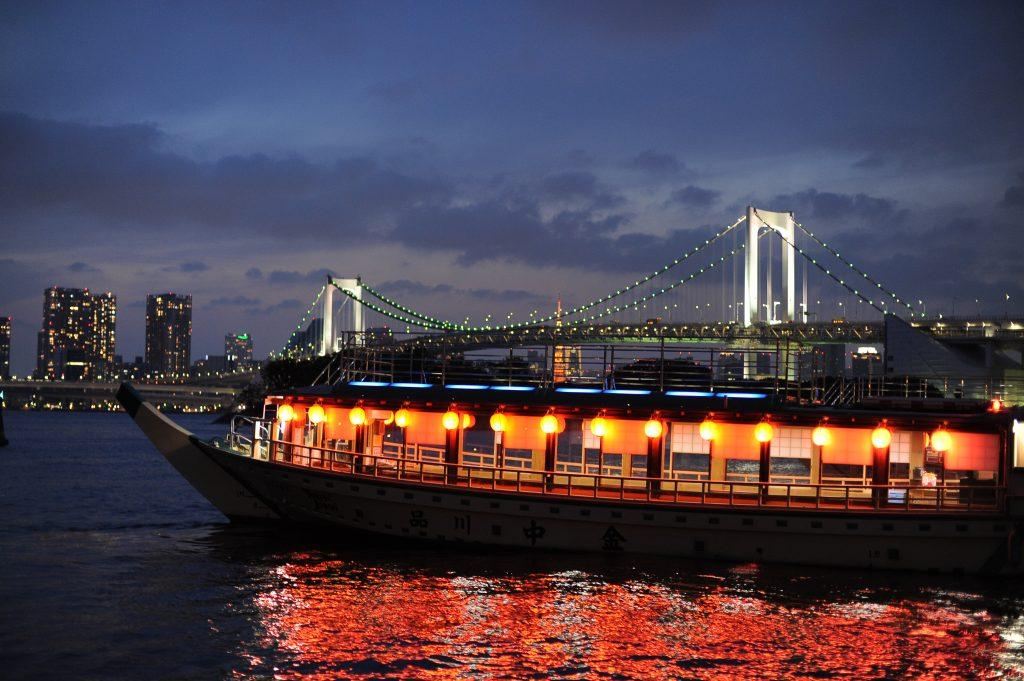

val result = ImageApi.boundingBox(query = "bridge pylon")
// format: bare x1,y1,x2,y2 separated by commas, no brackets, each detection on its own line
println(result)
744,206,796,328
321,276,364,355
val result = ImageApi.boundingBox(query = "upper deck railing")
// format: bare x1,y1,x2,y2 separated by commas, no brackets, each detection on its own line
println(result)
220,426,1005,515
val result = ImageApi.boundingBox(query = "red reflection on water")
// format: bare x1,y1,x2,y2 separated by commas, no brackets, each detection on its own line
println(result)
238,557,1018,680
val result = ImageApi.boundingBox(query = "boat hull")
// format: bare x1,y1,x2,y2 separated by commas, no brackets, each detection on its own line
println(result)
197,439,1021,574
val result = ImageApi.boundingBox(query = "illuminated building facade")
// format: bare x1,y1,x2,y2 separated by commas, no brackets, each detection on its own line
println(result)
0,316,10,379
224,332,253,370
35,287,117,380
145,293,192,377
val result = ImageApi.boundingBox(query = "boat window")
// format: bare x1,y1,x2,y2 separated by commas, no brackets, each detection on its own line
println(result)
667,423,710,480
556,419,584,473
630,454,648,478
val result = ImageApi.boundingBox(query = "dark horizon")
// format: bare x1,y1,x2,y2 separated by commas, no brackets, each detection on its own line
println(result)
2,1,1023,375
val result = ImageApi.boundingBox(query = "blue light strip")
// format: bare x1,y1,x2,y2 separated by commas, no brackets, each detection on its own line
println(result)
348,381,389,387
445,384,490,390
390,382,434,389
603,389,651,395
665,390,716,398
490,385,536,392
715,392,768,399
555,387,602,394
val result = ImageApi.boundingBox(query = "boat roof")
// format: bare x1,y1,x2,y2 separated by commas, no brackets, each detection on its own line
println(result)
274,382,1013,432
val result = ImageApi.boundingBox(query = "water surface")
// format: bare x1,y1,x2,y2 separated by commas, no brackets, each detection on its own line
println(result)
1,411,1022,679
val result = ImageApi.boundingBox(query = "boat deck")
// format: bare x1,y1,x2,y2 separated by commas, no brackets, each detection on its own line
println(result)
239,439,1004,515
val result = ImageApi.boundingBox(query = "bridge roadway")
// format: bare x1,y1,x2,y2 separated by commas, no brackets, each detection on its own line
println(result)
371,317,1024,352
0,379,245,413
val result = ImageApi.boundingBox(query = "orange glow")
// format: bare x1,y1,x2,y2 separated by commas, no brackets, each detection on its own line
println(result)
644,419,663,439
393,408,410,428
540,414,565,434
307,404,325,424
277,403,295,422
489,412,507,433
991,398,1002,413
442,411,460,430
931,428,952,453
461,413,476,429
243,557,1011,680
699,418,718,441
812,426,832,447
754,421,774,443
590,417,608,438
348,406,366,426
871,426,892,449
382,411,395,426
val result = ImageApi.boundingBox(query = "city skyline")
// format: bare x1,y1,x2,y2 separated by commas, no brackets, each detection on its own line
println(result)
2,2,1023,375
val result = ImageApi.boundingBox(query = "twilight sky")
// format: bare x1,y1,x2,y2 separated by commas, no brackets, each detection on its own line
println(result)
2,0,1023,374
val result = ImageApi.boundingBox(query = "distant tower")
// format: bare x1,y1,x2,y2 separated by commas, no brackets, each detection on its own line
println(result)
552,297,582,382
224,332,254,370
145,293,192,377
0,316,10,380
35,287,117,380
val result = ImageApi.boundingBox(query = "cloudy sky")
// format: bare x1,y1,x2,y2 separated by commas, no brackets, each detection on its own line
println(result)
2,1,1022,374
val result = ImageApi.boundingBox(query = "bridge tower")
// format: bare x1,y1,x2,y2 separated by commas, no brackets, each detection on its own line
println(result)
744,206,796,327
320,276,364,356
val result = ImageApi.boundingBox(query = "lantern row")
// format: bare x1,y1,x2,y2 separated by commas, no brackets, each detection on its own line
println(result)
276,405,956,453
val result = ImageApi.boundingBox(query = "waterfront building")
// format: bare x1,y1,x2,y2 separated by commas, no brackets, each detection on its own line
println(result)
35,287,117,380
0,316,10,379
193,355,227,375
145,293,192,378
224,333,253,370
285,317,322,357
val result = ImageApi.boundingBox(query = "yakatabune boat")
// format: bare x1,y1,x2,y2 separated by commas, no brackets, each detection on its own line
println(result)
118,368,1024,575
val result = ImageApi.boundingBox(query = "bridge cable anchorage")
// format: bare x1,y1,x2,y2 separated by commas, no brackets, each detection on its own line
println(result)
346,214,749,332
276,284,327,358
792,219,916,315
753,209,888,317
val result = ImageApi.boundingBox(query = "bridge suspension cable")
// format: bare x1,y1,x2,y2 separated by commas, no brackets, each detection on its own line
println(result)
793,220,916,315
275,284,326,357
754,209,888,316
352,215,748,331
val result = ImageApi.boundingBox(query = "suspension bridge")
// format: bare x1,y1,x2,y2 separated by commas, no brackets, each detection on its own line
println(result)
269,205,1023,402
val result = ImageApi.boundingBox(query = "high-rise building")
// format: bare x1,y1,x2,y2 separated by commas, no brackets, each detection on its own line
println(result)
224,332,254,370
35,287,118,380
145,293,192,377
0,316,10,380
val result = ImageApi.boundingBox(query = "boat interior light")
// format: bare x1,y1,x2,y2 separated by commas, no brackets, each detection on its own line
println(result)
490,385,536,391
444,384,490,390
555,387,602,393
666,390,715,398
604,389,651,395
349,381,389,387
390,382,434,388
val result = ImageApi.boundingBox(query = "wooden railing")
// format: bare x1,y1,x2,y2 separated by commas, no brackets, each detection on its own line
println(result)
261,439,1004,514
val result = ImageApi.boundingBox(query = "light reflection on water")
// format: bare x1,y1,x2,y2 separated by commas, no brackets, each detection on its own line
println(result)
2,411,1024,680
214,535,1024,680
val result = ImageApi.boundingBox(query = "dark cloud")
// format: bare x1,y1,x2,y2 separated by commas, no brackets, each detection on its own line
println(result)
626,149,690,178
541,171,598,200
68,261,100,273
179,261,208,272
565,149,595,167
0,112,452,244
267,268,334,285
767,188,907,227
377,279,548,304
851,154,885,170
667,185,720,208
365,77,421,103
245,298,303,316
538,0,718,42
245,267,263,279
1002,171,1024,207
207,295,261,308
